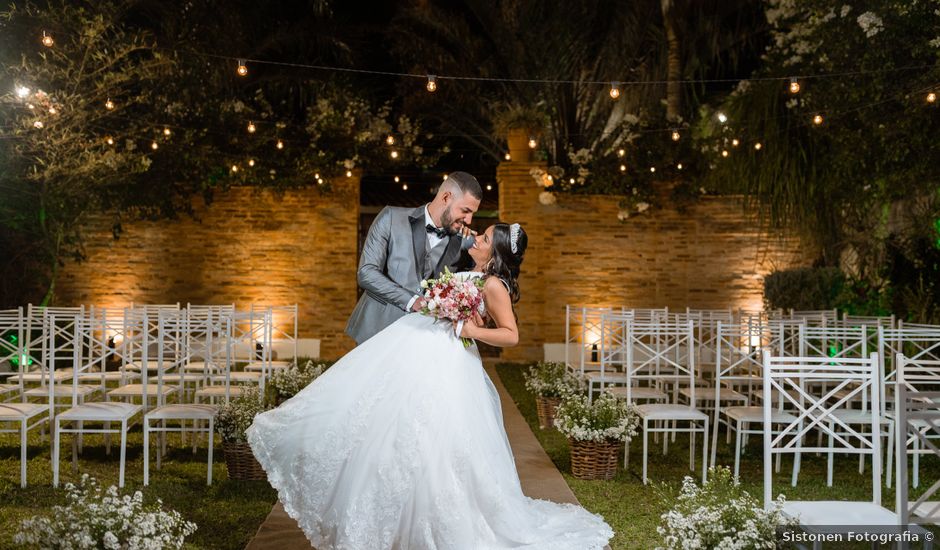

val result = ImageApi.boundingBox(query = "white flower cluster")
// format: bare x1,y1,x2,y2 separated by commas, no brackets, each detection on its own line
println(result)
538,191,557,205
553,392,640,443
523,361,582,398
268,360,329,401
14,474,197,550
656,467,792,550
856,11,884,38
215,387,269,443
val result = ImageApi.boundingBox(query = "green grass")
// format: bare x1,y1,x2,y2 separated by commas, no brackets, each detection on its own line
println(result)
0,426,275,549
496,363,940,550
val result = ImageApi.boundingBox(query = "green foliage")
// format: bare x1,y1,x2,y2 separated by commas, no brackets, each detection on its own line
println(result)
763,267,845,311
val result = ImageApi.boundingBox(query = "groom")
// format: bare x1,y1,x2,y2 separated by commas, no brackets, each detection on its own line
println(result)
345,171,483,345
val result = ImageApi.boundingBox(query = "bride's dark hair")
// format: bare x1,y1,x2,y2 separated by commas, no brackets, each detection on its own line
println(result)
483,223,527,303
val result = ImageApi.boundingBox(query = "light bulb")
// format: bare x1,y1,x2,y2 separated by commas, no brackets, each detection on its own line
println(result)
426,75,437,92
721,150,729,157
390,150,399,159
33,120,43,129
41,31,54,48
609,81,620,99
276,139,284,149
504,153,511,161
442,174,448,181
248,159,256,167
151,141,159,150
394,176,400,183
789,78,800,94
105,98,115,110
677,163,683,170
813,114,823,125
620,164,626,172
314,173,320,179
163,127,171,136
247,121,256,133
386,135,395,145
671,130,680,141
649,166,656,173
732,138,739,147
231,165,238,173
16,86,30,98
237,59,248,77
486,184,493,191
928,92,937,104
403,183,409,190
346,170,353,177
617,148,625,157
569,178,575,184
717,112,727,123
528,137,537,149
106,136,114,145
754,142,762,150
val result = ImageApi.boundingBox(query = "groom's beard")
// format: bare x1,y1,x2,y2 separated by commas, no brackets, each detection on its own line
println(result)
439,208,461,236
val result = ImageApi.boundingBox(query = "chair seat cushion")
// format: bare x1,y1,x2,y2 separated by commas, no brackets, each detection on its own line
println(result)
108,384,178,398
605,386,668,401
636,403,708,421
58,401,141,421
195,385,245,397
724,406,797,423
679,387,747,402
782,501,897,526
0,402,48,420
145,404,218,421
24,385,98,398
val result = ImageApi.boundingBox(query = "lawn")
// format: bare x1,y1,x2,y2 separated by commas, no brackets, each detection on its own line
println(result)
496,362,940,550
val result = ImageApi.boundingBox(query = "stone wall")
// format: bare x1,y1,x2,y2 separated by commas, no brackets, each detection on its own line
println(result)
56,178,361,358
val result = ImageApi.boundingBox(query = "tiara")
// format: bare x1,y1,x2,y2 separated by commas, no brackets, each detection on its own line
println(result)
510,223,521,254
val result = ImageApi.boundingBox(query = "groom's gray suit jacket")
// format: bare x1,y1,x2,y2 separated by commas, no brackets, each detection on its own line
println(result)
345,205,463,345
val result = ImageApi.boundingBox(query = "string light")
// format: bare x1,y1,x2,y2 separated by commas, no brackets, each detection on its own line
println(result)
231,164,239,173
394,176,400,183
276,139,284,149
386,135,395,145
163,127,171,136
754,142,762,150
346,170,353,177
732,138,739,147
403,183,408,190
649,166,656,173
528,137,537,149
568,177,575,184
676,163,683,170
15,86,30,98
671,130,680,141
617,148,625,157
33,120,43,129
813,114,824,125
609,81,620,99
717,112,728,123
248,159,256,167
151,141,159,150
620,164,626,172
789,78,800,94
105,136,114,145
237,59,248,77
105,98,115,110
721,149,729,157
390,150,399,159
41,30,54,47
314,173,320,179
247,121,256,133
928,92,937,104
504,153,511,161
426,75,437,93
443,173,448,180
486,184,493,191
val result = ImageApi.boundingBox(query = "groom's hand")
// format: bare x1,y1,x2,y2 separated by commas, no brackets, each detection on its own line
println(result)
411,297,427,312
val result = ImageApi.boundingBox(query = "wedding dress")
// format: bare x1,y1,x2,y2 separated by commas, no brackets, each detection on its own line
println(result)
246,272,613,550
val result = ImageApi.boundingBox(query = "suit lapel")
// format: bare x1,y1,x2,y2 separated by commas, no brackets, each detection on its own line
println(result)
408,206,427,279
434,236,462,278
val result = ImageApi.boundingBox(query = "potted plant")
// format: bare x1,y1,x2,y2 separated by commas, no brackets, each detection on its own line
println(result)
215,387,270,480
14,474,197,549
523,361,582,429
553,392,640,480
656,466,792,549
265,359,330,406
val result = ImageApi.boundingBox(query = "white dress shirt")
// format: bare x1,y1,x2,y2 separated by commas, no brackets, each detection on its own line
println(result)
407,206,445,311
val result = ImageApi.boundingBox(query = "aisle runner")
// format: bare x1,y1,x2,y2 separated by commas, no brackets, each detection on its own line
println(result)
244,363,581,549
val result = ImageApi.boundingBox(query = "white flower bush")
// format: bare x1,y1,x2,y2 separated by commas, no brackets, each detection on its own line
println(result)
267,359,330,402
14,474,197,549
215,387,269,444
553,392,640,443
856,11,884,38
523,361,582,398
656,467,791,550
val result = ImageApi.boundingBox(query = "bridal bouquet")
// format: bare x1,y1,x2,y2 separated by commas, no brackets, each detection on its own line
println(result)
419,266,486,347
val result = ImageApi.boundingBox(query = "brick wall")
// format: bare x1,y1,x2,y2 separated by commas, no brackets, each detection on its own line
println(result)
56,178,361,358
497,159,805,361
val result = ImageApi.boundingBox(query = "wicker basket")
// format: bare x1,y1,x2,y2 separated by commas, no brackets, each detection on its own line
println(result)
223,441,267,480
536,396,562,429
569,438,623,480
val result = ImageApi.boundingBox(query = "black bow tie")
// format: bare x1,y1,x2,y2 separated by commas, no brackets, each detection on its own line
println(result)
426,224,449,238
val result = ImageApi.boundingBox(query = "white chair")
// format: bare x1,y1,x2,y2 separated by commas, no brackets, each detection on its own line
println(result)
761,352,914,537
53,309,142,488
895,354,940,527
143,308,217,486
623,319,708,484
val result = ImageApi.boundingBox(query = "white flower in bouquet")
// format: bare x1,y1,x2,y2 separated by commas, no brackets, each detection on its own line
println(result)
419,267,486,347
14,474,197,549
656,467,792,550
553,392,640,443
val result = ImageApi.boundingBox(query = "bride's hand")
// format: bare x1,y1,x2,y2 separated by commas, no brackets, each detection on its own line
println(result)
453,319,477,338
469,312,485,327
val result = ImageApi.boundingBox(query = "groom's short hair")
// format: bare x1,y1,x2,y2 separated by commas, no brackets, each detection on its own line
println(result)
443,171,483,199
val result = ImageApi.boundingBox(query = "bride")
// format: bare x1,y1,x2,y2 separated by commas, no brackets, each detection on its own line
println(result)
246,222,614,549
